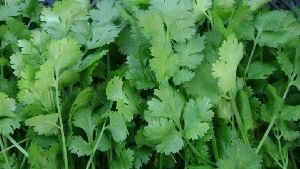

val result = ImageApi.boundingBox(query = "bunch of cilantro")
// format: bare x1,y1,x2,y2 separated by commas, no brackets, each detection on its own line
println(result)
0,0,300,168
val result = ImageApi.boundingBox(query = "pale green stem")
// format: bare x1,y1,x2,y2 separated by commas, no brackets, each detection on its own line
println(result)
55,69,69,169
159,154,164,169
0,138,28,154
255,115,277,154
85,121,107,169
6,135,28,157
245,29,262,77
0,136,11,169
231,95,249,144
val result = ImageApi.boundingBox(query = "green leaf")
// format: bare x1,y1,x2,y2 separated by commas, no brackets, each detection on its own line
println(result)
212,35,243,94
193,0,212,20
108,112,128,142
47,38,83,71
111,144,134,169
147,86,185,123
125,51,156,90
150,0,195,42
69,136,93,157
175,35,205,69
87,23,121,49
0,92,20,136
134,148,152,169
40,0,89,38
25,113,59,136
73,108,96,141
28,144,59,169
149,39,179,84
183,97,214,140
0,5,21,21
173,68,195,85
217,141,262,169
106,76,126,101
144,118,184,154
183,61,220,104
280,105,300,121
247,61,276,79
0,92,16,117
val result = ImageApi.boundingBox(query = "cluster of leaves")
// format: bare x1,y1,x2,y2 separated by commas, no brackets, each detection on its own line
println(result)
0,0,300,168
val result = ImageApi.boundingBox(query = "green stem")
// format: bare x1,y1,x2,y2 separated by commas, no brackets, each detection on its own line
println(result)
85,121,107,169
55,69,69,169
255,115,277,154
290,150,298,169
6,135,28,157
20,141,29,169
245,29,262,77
1,66,3,78
0,138,28,154
0,136,11,169
159,154,164,169
283,73,296,99
211,129,219,161
230,95,249,144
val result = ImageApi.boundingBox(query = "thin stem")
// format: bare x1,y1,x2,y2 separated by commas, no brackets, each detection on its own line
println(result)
283,73,296,99
0,136,11,169
245,30,262,77
211,129,219,161
1,66,3,78
159,153,164,169
0,138,28,154
268,152,285,169
255,115,277,154
55,69,69,169
85,121,107,169
290,150,298,169
230,95,249,144
6,135,28,157
20,141,29,169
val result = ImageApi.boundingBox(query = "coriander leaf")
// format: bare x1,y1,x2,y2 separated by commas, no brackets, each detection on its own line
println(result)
193,0,212,20
247,61,276,79
217,141,262,169
212,35,243,94
144,118,184,155
0,92,20,136
87,22,121,49
106,76,126,101
175,35,206,69
69,136,93,157
147,86,185,123
173,68,195,85
90,0,119,24
40,0,89,38
149,38,179,84
183,61,220,104
73,108,96,142
280,105,300,121
183,97,214,140
0,92,16,117
134,148,152,169
28,144,59,169
111,144,134,169
125,51,156,90
108,112,128,142
150,0,195,42
47,38,83,71
25,113,59,136
0,5,21,21
136,10,165,40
